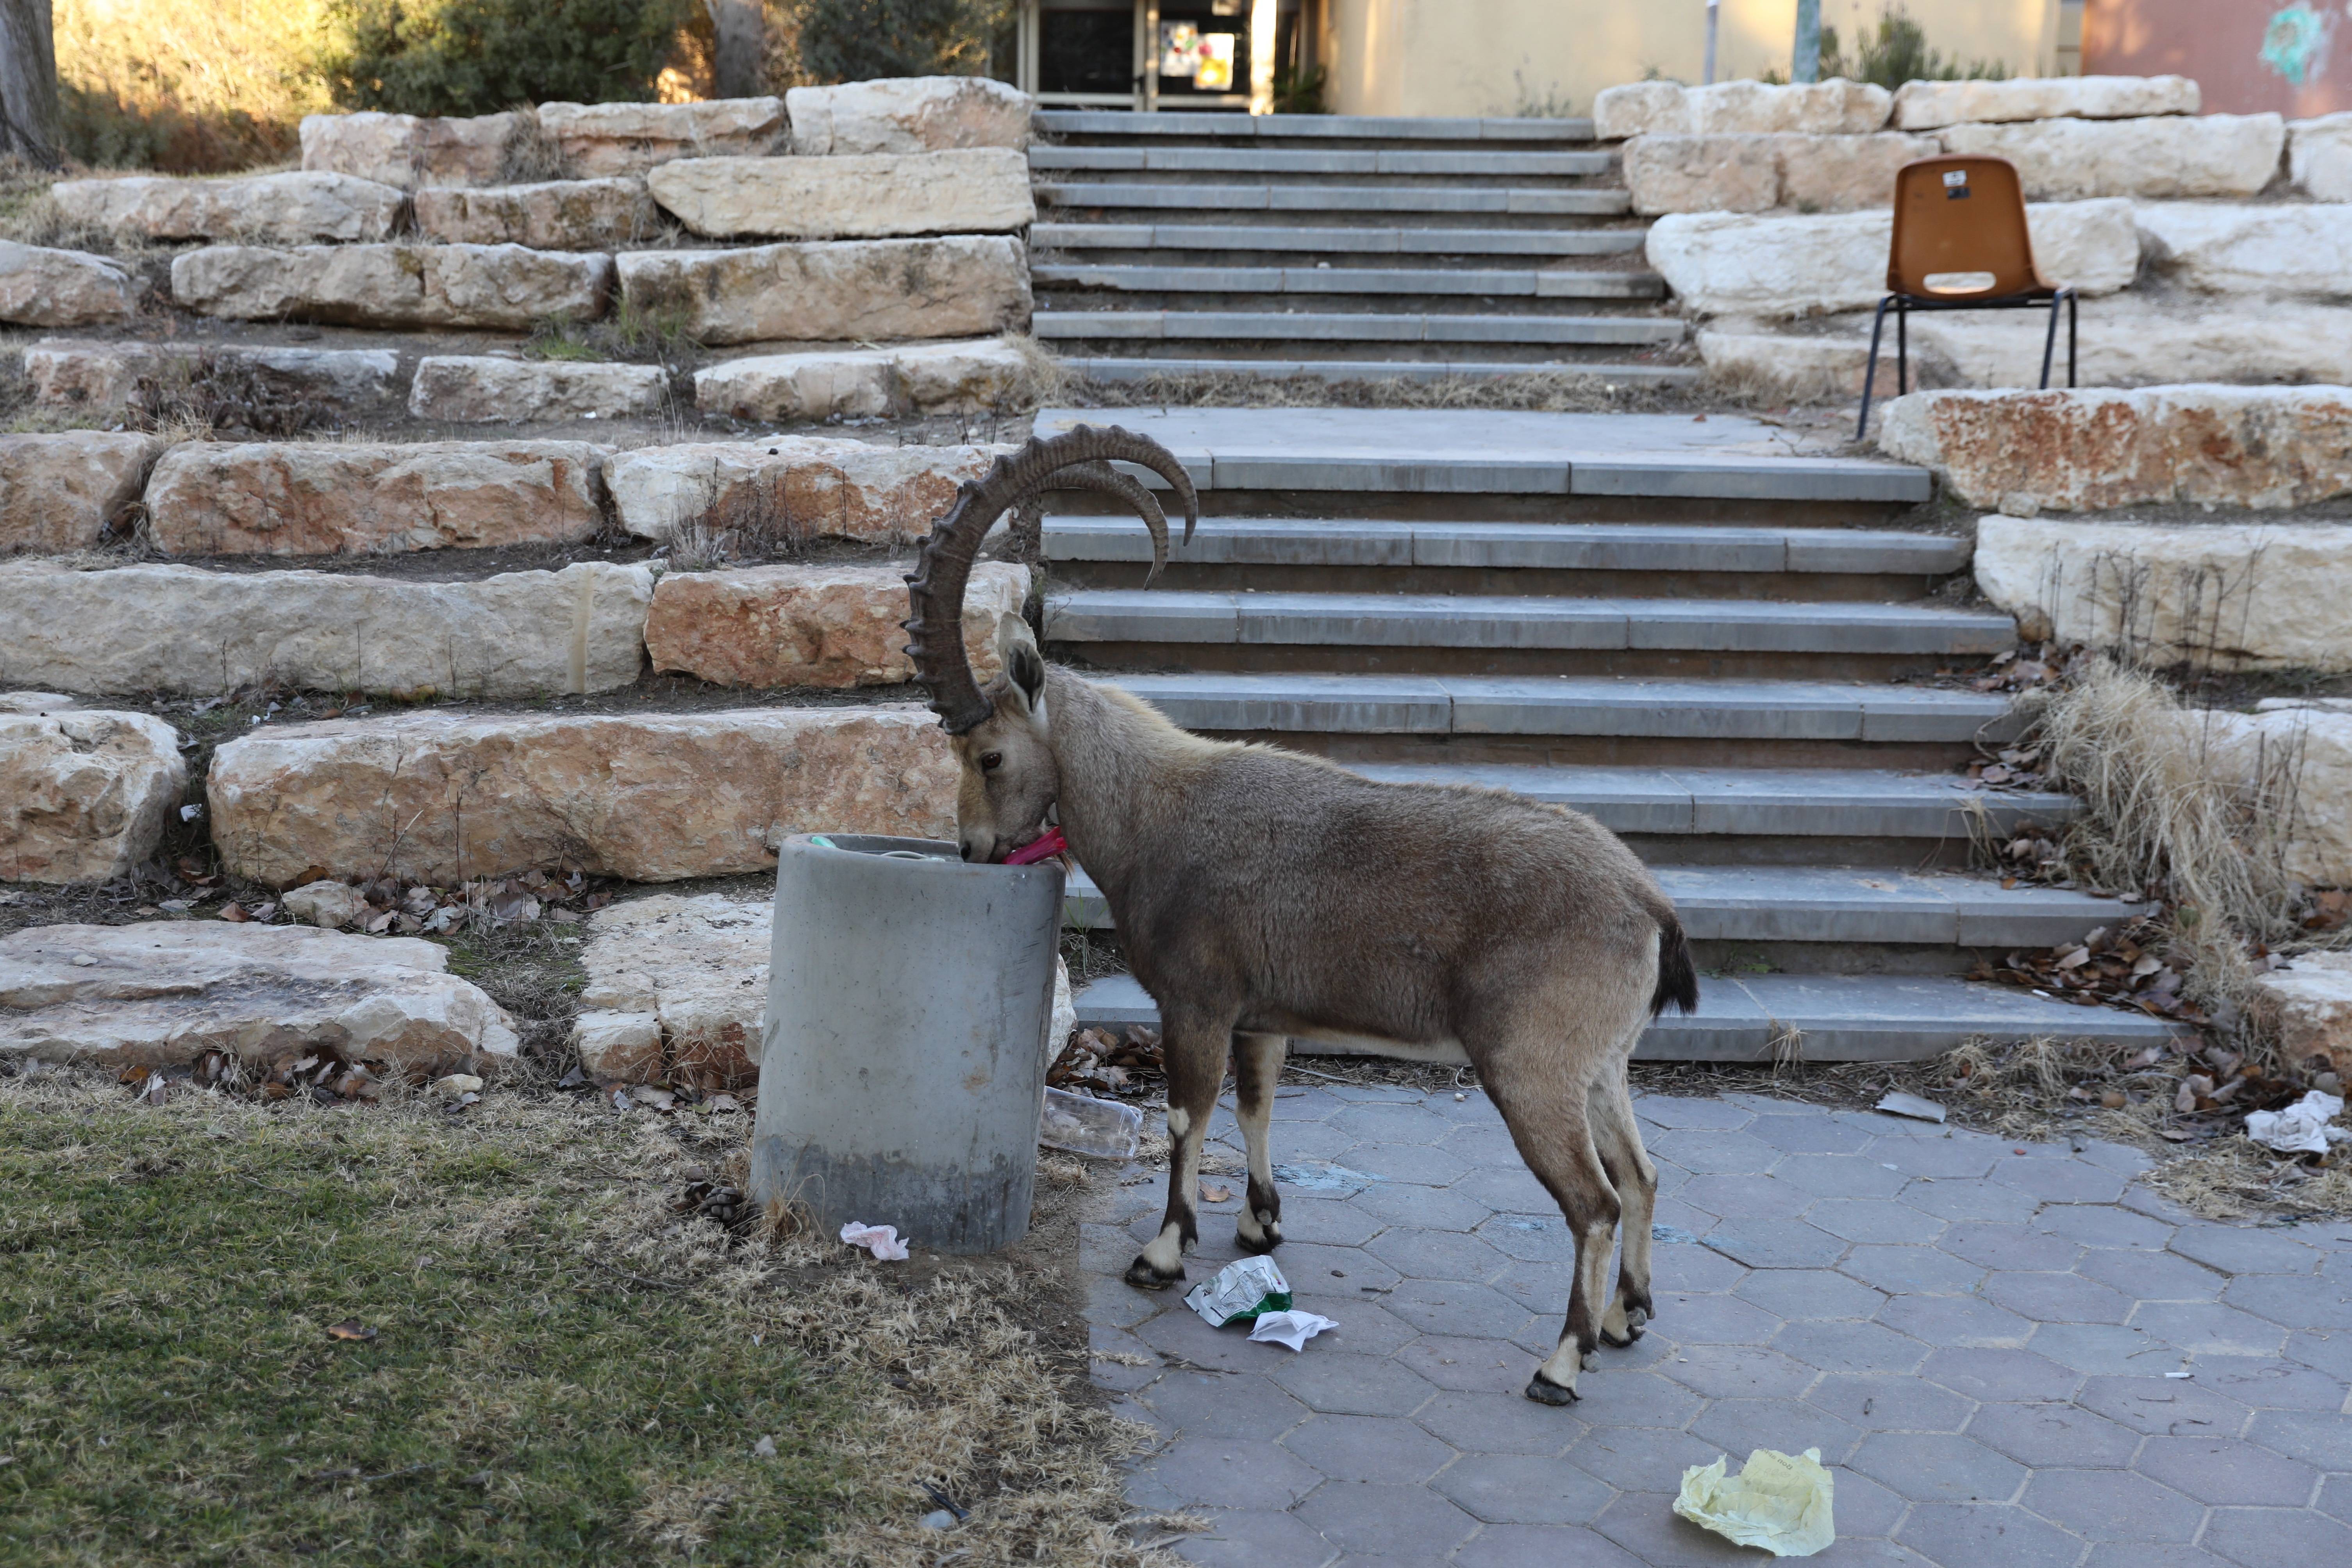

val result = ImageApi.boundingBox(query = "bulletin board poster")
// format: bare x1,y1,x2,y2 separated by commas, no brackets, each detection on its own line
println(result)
1160,22,1239,90
2086,0,2352,116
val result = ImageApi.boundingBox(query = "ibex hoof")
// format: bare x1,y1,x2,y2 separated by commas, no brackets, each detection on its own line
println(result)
1233,1225,1282,1255
1123,1257,1185,1289
1523,1372,1581,1406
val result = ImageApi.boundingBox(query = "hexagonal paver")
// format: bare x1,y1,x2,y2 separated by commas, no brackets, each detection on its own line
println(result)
1871,1139,2000,1180
1433,1452,1616,1525
1328,1101,1457,1145
1918,1346,2083,1403
1452,1522,1650,1568
1567,1425,1729,1492
1734,1268,1886,1322
1980,1270,2137,1325
1288,1293,1420,1356
1593,1490,1800,1566
1879,1293,2035,1350
1294,1478,1480,1556
1412,1389,1585,1457
1773,1152,1909,1198
1938,1222,2085,1273
1280,1412,1456,1483
1966,1400,2142,1467
2078,1374,2254,1437
1841,1245,1984,1296
2076,1246,2222,1301
1987,1157,2130,1204
2036,1203,2174,1250
1564,1364,1707,1429
2222,1272,2352,1330
1806,1373,1973,1433
2196,1360,2350,1411
1646,1127,1778,1175
1144,1369,1315,1439
2135,1434,2318,1506
1169,1506,1336,1568
2322,1472,2352,1525
2168,1225,2321,1276
2202,1505,2352,1568
2284,1327,2352,1380
1381,1278,1538,1340
2246,1407,2352,1470
1690,1397,1864,1463
1702,1219,1847,1270
1644,1290,1786,1345
1902,1179,2044,1225
1338,1142,1471,1186
2131,1300,2289,1357
1656,1343,1816,1399
1366,1227,1510,1283
1138,1435,1325,1510
1649,1241,1749,1292
1773,1319,1928,1375
2025,1323,2172,1376
1849,1432,2029,1502
1677,1173,1814,1219
1897,1502,2089,1568
1632,1097,1754,1130
1743,1114,1873,1155
2020,1467,2205,1541
1395,1335,1531,1395
1806,1198,1946,1245
1437,1122,1524,1165
1268,1351,1438,1416
1278,1194,1392,1247
1455,1163,1555,1213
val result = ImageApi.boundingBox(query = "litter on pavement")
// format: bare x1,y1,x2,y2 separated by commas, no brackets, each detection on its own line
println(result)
2244,1089,2348,1155
839,1221,910,1261
1873,1091,1948,1123
1674,1447,1837,1557
1184,1256,1292,1327
1247,1309,1339,1350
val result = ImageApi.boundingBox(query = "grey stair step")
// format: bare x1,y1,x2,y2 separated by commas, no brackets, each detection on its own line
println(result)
1069,972,2181,1061
1032,223,1648,256
1035,111,1595,141
1035,310,1683,346
1100,671,2016,741
1045,518,1970,575
1032,264,1664,299
1048,590,2015,657
1027,146,1611,176
1062,356,1700,386
1036,182,1631,216
1058,862,2145,948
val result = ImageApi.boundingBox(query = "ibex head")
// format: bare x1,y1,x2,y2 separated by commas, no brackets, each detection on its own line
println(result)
903,426,1198,863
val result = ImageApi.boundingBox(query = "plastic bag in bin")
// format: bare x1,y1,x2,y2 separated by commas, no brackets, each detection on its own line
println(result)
1040,1086,1142,1159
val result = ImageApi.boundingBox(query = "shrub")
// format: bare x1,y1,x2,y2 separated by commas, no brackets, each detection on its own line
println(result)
322,0,690,116
791,0,1006,84
1816,6,2006,89
55,0,338,172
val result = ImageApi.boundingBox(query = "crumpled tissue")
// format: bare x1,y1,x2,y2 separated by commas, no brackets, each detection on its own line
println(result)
839,1221,910,1261
1674,1447,1836,1557
2245,1090,2349,1155
1246,1310,1338,1351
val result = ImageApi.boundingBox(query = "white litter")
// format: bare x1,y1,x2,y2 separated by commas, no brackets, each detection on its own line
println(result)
839,1221,910,1261
1675,1446,1836,1557
2244,1090,2348,1155
1183,1256,1291,1327
1875,1091,1948,1124
1247,1310,1339,1351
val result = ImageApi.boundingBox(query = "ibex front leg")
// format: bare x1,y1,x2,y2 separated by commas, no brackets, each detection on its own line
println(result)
1125,1008,1232,1288
1231,1031,1287,1254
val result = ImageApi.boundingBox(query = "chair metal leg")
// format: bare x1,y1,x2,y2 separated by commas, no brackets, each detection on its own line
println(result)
1856,295,1895,442
1896,300,1909,396
2066,290,2078,388
2039,293,2062,389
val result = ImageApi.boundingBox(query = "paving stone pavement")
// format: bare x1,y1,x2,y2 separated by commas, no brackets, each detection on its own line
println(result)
1082,1084,2352,1567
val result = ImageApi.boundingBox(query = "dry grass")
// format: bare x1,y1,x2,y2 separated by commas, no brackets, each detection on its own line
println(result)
56,0,339,172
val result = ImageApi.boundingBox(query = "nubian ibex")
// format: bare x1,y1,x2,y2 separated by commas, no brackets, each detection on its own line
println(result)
904,426,1698,1404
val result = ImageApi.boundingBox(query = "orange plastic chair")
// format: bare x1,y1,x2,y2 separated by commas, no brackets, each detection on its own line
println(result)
1856,155,2077,438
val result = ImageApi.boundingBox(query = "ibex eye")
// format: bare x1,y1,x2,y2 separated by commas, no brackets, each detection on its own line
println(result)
980,752,1003,771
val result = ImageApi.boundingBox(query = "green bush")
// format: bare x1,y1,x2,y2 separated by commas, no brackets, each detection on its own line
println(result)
323,0,690,115
792,0,1006,84
1817,6,2006,89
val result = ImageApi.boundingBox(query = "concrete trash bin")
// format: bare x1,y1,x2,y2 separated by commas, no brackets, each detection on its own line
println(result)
748,832,1064,1254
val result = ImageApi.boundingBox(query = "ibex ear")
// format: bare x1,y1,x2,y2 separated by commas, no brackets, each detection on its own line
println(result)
996,614,1047,718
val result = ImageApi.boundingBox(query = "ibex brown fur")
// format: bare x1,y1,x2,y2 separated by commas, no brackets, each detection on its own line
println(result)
905,427,1698,1404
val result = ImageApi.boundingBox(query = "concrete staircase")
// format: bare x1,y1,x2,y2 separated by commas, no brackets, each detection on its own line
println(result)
1037,407,2178,1061
1027,111,1694,385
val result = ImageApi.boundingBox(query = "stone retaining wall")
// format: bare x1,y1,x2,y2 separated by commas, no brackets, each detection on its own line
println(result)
644,561,1026,689
615,235,1030,344
0,432,160,553
172,243,613,330
0,708,185,883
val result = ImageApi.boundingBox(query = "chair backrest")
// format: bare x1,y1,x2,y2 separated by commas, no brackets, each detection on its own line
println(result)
1886,155,2043,301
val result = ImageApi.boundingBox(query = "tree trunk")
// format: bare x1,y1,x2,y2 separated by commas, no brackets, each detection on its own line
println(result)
0,0,61,168
706,0,766,100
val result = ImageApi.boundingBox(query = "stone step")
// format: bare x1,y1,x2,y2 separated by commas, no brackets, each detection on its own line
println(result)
1061,355,1700,386
1044,517,1970,576
1060,861,2145,947
1031,263,1665,299
1033,309,1684,346
1035,182,1632,216
1034,111,1597,143
1067,971,2181,1061
1031,223,1648,256
1045,589,2016,659
1027,146,1611,177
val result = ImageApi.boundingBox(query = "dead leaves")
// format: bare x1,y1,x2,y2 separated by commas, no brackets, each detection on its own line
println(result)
325,1320,378,1343
1047,1026,1164,1098
1972,920,2201,1019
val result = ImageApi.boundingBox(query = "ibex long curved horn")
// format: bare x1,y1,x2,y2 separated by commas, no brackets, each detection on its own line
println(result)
904,425,1199,734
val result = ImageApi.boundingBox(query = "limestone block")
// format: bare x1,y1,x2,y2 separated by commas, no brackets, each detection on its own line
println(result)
0,431,159,553
0,558,652,698
536,98,785,176
207,705,957,887
299,110,519,189
607,437,1005,545
1973,514,2352,670
1938,114,2287,200
144,440,609,556
0,693,77,713
0,922,518,1075
645,561,1026,689
786,76,1031,155
1688,78,1891,134
1907,298,2352,389
2253,950,2352,1078
1776,132,1941,212
22,340,399,415
1892,75,2199,131
0,241,139,327
1878,386,2352,512
574,893,771,1086
615,235,1029,345
407,356,669,423
2136,201,2352,296
0,709,185,883
413,178,661,249
49,172,405,244
1593,81,1691,140
1647,198,2137,316
282,880,370,929
1623,135,1781,217
692,336,1031,420
2291,113,2352,202
171,244,613,330
648,148,1034,239
1695,323,1905,403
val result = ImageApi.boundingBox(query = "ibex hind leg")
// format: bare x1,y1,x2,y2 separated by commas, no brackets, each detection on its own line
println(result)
1231,1031,1287,1254
1590,1061,1659,1348
1485,1062,1622,1406
1124,1011,1230,1289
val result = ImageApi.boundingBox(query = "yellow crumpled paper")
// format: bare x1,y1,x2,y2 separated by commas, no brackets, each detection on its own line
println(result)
1673,1447,1836,1557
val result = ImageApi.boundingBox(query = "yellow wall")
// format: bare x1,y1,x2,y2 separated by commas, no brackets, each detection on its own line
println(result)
1327,0,2061,118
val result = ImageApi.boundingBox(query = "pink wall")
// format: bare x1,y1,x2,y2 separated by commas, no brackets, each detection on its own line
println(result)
2086,0,2351,116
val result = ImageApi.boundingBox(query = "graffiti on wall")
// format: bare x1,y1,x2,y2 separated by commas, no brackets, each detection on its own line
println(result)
2087,0,2352,115
2260,2,2341,86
